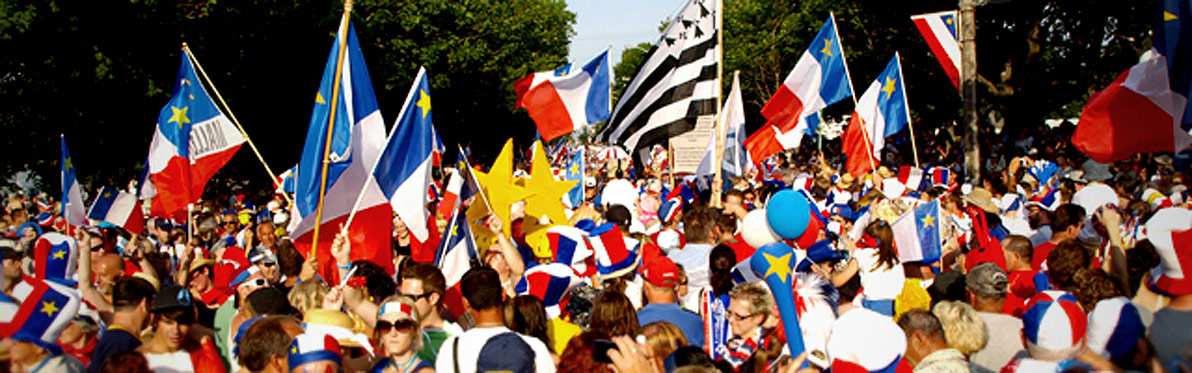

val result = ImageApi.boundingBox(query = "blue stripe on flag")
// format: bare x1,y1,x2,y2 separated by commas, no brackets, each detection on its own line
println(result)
914,200,942,263
87,188,120,221
876,56,910,137
374,70,434,197
808,15,853,106
583,51,611,124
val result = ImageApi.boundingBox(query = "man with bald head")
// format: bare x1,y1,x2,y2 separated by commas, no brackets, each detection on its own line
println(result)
94,253,126,301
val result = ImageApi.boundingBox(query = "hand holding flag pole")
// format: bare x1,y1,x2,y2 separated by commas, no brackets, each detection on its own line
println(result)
749,242,808,369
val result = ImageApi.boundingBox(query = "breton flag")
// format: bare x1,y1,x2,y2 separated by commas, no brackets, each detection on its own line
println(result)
144,47,245,219
435,205,478,319
911,11,962,92
563,148,585,209
760,14,853,134
87,187,146,234
842,54,911,177
698,73,751,178
60,136,85,227
515,51,611,142
597,0,719,163
291,18,394,282
372,67,436,241
891,200,943,263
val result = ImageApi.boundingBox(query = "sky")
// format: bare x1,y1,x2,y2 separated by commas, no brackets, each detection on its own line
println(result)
566,0,688,68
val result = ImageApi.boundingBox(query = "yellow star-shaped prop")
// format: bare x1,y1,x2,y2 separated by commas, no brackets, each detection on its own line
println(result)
762,252,792,281
168,106,191,129
881,77,897,99
52,249,66,260
467,139,535,237
820,38,833,56
921,214,936,228
41,301,59,317
523,141,579,225
416,89,432,118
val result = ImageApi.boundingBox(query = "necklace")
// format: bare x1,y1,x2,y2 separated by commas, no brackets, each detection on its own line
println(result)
389,353,418,373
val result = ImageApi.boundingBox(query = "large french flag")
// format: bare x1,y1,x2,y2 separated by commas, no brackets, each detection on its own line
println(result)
1073,50,1192,162
87,187,145,234
435,204,477,319
891,200,943,263
843,54,911,177
911,11,961,92
760,14,853,134
373,67,436,242
144,48,245,219
60,136,85,227
291,19,394,282
515,51,611,142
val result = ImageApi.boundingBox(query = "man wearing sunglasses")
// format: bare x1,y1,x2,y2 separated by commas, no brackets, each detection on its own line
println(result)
247,247,283,287
399,263,462,364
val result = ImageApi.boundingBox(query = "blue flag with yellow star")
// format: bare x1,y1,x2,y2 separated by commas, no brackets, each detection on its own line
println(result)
891,200,942,263
1158,0,1192,131
60,135,86,227
7,277,80,355
372,67,435,241
564,148,584,208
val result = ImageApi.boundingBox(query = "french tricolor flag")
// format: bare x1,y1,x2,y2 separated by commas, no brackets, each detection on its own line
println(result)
87,187,145,234
911,11,961,93
760,14,853,134
373,67,436,241
897,166,925,192
515,51,611,142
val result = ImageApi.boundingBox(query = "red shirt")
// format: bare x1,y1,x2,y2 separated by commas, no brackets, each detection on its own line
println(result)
1031,242,1057,270
1004,270,1037,317
726,233,756,262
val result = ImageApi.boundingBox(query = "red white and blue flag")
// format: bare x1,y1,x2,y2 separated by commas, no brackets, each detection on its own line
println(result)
515,51,611,142
897,166,925,192
87,187,145,234
435,202,478,318
144,48,245,218
291,19,393,281
892,200,943,263
843,54,911,177
911,11,961,92
60,136,85,228
760,14,854,134
372,67,436,242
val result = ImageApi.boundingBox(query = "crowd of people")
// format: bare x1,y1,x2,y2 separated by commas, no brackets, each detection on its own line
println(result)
1,131,1191,373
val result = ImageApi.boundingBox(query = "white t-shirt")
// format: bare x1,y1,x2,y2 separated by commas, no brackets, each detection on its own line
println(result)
853,247,905,300
145,350,195,373
435,326,556,373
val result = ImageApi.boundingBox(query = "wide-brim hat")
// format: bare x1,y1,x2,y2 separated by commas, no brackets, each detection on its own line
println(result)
1145,207,1192,296
963,187,999,214
303,309,374,356
1082,160,1112,182
836,174,855,189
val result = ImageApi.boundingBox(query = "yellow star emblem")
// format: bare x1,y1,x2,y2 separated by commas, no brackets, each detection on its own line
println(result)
881,77,897,99
523,141,579,225
64,157,73,172
52,249,66,260
763,252,792,281
1166,11,1178,21
416,89,431,118
103,191,112,198
41,301,59,317
820,38,833,57
945,17,953,25
181,78,191,86
467,139,535,237
315,92,326,104
168,106,191,129
451,224,460,238
921,214,936,228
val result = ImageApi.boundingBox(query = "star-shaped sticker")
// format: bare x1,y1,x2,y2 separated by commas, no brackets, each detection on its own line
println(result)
820,38,833,57
921,214,936,228
41,301,59,317
168,106,191,129
762,252,792,281
523,141,579,225
881,77,897,99
416,89,431,118
467,139,535,237
52,249,66,260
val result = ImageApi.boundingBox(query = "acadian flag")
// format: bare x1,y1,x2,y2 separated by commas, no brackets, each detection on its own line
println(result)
760,14,854,134
373,67,436,242
911,11,961,92
891,200,943,263
60,136,85,227
435,204,478,319
291,18,394,282
515,51,612,142
842,54,911,177
87,187,145,234
563,148,585,209
144,47,245,219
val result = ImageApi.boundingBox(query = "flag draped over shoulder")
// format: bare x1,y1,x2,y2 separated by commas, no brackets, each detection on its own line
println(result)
515,51,611,142
597,0,719,164
290,19,393,282
144,48,245,219
843,54,910,177
60,136,85,228
911,11,961,93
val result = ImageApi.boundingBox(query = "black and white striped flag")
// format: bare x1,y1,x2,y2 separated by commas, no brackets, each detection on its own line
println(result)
598,0,719,163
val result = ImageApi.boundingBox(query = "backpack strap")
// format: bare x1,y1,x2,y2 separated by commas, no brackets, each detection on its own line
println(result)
453,336,460,373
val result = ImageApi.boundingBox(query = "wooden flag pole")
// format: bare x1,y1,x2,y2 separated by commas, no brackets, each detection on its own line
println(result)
184,44,294,207
895,53,920,168
710,0,725,209
311,1,353,258
831,13,879,176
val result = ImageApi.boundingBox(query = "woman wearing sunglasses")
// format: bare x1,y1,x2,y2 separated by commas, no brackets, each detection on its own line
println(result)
372,295,435,373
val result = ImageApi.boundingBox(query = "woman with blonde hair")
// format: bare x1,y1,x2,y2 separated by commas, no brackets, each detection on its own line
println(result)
641,321,687,365
287,278,329,317
371,295,434,373
931,300,989,357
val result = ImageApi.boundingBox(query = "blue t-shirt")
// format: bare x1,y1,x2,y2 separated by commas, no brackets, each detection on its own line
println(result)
637,302,705,347
89,328,141,373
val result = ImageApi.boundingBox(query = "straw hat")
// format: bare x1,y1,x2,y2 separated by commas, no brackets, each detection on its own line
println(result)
963,187,999,214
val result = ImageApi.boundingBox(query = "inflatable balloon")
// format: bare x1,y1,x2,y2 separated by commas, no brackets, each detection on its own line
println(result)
750,242,808,369
765,190,811,239
740,209,782,248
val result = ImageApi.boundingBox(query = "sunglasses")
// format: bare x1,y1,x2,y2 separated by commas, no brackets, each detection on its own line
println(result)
375,318,416,335
238,278,268,289
402,292,435,301
729,311,757,321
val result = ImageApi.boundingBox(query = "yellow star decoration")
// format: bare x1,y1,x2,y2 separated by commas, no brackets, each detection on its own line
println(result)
945,17,953,25
881,77,897,99
103,191,112,198
416,89,432,118
64,157,73,172
820,38,833,56
168,106,191,129
523,141,579,226
52,249,66,260
467,139,535,237
181,78,191,86
40,301,59,317
316,92,326,104
762,252,792,281
921,214,936,228
451,223,460,239
1166,11,1178,21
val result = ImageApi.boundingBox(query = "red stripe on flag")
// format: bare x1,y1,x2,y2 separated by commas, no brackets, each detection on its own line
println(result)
1073,67,1181,163
518,80,575,142
744,126,785,166
292,203,394,285
842,115,877,177
760,86,806,133
912,19,961,92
